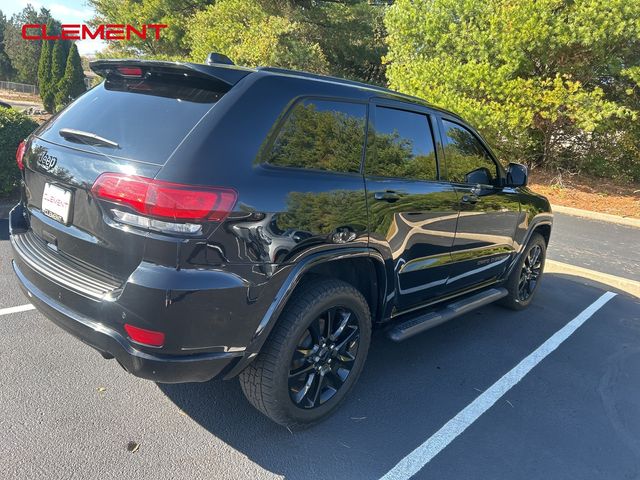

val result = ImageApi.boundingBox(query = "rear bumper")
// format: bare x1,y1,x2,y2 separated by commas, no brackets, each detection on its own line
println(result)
8,202,262,383
13,260,241,383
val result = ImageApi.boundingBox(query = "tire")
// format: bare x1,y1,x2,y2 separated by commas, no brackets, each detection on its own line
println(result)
239,278,371,428
499,232,547,310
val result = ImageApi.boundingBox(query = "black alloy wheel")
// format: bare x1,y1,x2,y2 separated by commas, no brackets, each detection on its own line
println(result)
518,244,543,301
288,306,360,409
239,278,371,427
498,232,547,310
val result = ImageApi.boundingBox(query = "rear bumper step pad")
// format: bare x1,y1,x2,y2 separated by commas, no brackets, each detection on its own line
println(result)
11,229,121,300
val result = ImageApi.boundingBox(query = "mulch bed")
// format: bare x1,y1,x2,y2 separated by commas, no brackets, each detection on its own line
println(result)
529,170,640,219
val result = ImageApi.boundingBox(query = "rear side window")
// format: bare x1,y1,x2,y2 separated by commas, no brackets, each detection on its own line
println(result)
441,119,497,184
38,73,226,165
367,106,437,181
267,99,366,174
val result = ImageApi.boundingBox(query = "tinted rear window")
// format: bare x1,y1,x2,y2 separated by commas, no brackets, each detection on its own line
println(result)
266,99,366,174
368,106,437,181
37,73,226,165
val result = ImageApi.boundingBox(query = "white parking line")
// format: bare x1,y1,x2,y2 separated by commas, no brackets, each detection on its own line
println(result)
380,291,617,480
0,304,35,316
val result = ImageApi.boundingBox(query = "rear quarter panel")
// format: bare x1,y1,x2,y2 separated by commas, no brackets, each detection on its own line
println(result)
158,72,372,268
146,73,374,352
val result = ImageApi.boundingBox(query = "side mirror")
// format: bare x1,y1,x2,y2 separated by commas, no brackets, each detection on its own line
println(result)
506,162,528,187
464,167,492,185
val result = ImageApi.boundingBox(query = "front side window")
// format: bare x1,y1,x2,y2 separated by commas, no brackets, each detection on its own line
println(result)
267,99,366,174
367,106,437,181
442,119,497,184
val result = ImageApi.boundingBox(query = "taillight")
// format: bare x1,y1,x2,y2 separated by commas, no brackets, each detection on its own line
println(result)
124,324,165,347
16,140,26,170
91,173,237,228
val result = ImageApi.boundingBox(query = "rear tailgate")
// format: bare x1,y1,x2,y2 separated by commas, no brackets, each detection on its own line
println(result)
21,61,243,282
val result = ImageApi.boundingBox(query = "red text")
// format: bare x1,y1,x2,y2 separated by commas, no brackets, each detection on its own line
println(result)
22,24,168,41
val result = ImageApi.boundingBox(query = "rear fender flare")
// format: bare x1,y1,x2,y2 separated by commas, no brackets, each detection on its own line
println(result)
503,215,553,280
223,247,386,378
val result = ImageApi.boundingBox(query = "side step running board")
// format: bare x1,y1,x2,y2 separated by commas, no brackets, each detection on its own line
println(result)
387,287,508,342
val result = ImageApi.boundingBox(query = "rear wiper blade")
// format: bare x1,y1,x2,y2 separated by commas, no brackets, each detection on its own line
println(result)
59,128,120,149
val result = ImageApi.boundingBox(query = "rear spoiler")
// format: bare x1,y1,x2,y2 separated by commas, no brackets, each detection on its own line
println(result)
90,59,253,87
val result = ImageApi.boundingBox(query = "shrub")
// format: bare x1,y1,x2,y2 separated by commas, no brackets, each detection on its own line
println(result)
385,0,640,175
0,108,38,197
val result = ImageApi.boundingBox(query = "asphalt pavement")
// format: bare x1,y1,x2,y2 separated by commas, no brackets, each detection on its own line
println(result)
548,213,640,281
0,213,639,480
0,98,43,113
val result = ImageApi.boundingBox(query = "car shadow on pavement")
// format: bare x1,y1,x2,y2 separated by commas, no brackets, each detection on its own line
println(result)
158,275,636,479
0,219,9,241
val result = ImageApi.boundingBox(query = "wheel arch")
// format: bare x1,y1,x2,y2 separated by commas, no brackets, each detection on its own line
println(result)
224,248,386,379
503,217,553,281
533,222,552,246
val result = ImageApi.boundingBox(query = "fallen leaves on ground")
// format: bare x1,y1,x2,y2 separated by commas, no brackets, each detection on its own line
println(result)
529,171,640,218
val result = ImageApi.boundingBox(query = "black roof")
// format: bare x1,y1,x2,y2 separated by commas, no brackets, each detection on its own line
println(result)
254,66,462,119
90,58,461,119
257,67,429,106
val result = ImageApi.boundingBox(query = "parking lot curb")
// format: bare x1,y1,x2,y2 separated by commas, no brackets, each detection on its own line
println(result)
551,204,640,228
546,260,640,298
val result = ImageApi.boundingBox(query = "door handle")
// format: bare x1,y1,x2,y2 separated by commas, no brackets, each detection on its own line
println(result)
461,194,479,204
374,191,400,202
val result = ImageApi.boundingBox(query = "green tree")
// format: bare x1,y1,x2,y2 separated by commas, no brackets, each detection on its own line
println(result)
48,39,69,109
0,108,38,196
38,39,54,112
4,6,60,84
297,1,388,85
0,10,15,80
188,0,329,73
385,0,640,179
188,0,388,83
50,40,67,82
55,43,85,111
89,0,211,59
91,0,388,84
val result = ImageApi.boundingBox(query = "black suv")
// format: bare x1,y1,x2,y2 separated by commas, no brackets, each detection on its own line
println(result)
10,58,552,427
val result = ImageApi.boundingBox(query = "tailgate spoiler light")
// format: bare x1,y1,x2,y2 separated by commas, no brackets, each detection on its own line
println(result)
90,59,251,87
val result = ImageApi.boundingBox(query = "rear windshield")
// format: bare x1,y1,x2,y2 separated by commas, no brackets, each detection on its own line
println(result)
37,73,227,165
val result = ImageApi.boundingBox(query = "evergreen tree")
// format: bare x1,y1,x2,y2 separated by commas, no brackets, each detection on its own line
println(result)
0,11,15,80
66,44,85,99
50,40,66,81
91,0,387,85
385,0,640,179
37,40,54,112
3,6,60,84
49,40,68,111
55,43,85,111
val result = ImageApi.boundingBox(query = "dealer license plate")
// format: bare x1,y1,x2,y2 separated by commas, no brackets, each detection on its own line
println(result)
42,183,72,224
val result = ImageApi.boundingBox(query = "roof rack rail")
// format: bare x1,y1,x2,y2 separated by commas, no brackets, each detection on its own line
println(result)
256,66,385,90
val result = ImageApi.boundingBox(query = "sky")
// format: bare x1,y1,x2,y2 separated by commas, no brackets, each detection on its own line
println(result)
0,0,106,55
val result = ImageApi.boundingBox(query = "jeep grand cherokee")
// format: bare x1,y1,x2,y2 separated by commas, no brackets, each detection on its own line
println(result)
10,58,552,427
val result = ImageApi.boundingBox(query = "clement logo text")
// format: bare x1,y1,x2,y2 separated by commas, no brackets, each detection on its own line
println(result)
22,24,168,41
